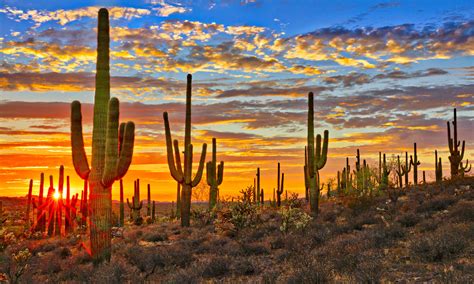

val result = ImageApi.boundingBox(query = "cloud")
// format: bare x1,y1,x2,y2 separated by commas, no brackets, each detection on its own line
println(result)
0,6,151,27
151,1,191,17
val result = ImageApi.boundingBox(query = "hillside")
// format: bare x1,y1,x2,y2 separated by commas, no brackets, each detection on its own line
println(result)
1,177,473,283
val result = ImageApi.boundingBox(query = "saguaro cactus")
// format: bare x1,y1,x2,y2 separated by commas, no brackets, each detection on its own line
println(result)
36,173,45,231
163,74,207,227
401,152,411,187
147,184,151,216
55,165,64,236
460,161,471,178
26,179,33,228
380,154,390,190
395,155,403,189
256,168,261,204
435,150,443,183
410,143,421,185
447,109,469,178
70,8,135,263
276,162,284,207
127,179,143,222
304,92,329,215
207,138,224,209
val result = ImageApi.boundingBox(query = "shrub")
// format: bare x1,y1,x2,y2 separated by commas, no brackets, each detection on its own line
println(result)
201,256,230,278
449,200,474,222
396,212,420,227
241,242,270,255
410,224,469,262
416,195,457,214
142,231,167,242
279,208,312,233
286,254,332,283
232,258,256,275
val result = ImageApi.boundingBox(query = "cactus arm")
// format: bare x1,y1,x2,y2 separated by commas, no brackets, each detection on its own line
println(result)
163,112,184,183
118,122,125,153
316,130,329,169
447,121,454,153
173,140,184,177
102,98,119,187
217,161,224,185
206,162,213,186
126,198,133,209
116,121,135,179
71,101,91,179
460,140,465,160
191,143,208,187
137,200,143,210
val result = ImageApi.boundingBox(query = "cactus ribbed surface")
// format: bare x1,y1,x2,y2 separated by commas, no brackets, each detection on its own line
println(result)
276,162,284,207
410,143,420,185
163,74,207,227
70,8,135,263
119,179,124,227
447,108,469,178
304,92,329,215
207,138,224,209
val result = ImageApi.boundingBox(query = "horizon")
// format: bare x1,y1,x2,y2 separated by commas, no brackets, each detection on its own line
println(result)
0,0,473,201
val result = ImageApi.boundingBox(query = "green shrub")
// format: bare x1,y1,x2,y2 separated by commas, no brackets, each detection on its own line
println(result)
279,208,312,233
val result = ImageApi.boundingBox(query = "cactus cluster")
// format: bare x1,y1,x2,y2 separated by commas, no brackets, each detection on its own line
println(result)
29,167,81,236
163,74,207,227
127,179,143,223
70,8,135,263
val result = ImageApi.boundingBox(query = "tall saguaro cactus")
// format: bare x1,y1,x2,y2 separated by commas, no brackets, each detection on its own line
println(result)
127,179,143,222
207,138,224,209
70,8,135,263
447,108,469,178
256,168,261,204
163,74,207,227
304,92,329,215
276,162,284,207
410,143,420,185
435,150,443,183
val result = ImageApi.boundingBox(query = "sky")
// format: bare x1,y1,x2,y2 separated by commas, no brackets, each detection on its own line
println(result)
0,0,473,201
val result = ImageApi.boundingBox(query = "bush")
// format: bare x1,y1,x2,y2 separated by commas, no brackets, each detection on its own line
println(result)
449,200,474,222
396,212,420,227
142,231,167,242
279,208,312,233
241,242,270,255
231,258,256,275
286,254,332,283
410,224,469,262
201,256,230,278
416,195,457,213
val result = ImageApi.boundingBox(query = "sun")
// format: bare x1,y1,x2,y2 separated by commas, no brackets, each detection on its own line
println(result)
53,191,60,200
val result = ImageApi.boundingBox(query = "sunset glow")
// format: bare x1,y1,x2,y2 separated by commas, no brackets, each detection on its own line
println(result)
0,0,473,201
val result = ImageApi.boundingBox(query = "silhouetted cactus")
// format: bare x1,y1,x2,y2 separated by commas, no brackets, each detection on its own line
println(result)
395,155,403,188
380,154,390,190
276,162,284,207
304,92,329,215
127,179,143,222
147,184,151,216
410,143,420,185
400,152,412,187
70,8,135,262
460,160,471,178
26,179,33,229
256,168,261,204
207,138,224,209
447,108,468,178
55,165,64,236
80,179,88,227
163,74,207,227
435,150,443,183
65,176,71,233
